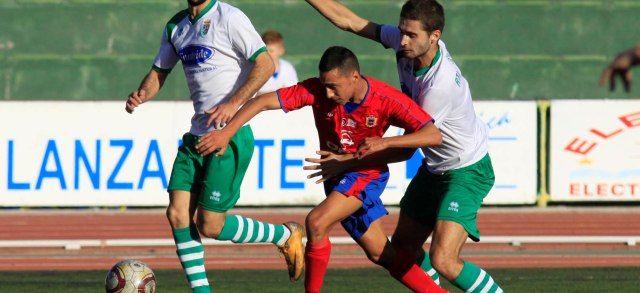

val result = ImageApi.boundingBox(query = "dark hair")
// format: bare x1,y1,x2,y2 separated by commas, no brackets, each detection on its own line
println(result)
400,0,445,33
261,30,283,44
318,46,360,75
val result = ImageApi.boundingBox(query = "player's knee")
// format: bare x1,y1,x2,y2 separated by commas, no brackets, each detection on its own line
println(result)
166,206,190,229
196,218,223,239
365,250,383,266
305,212,328,241
430,250,458,280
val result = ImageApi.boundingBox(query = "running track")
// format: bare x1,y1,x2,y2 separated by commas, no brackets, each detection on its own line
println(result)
1,207,639,271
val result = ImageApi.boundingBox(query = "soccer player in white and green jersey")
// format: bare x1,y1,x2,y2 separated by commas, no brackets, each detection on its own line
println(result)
124,0,305,291
305,0,503,292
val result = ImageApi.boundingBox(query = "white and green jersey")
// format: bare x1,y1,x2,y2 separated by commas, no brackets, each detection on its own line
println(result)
378,25,488,174
152,0,267,136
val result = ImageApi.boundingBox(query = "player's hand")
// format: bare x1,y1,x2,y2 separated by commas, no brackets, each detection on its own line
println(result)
195,130,231,157
125,89,146,114
303,150,353,184
205,101,240,129
357,136,388,159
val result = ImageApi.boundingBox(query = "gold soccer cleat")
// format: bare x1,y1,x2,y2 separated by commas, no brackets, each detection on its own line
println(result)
278,222,305,282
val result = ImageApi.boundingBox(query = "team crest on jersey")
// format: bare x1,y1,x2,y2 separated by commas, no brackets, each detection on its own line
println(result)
199,19,211,38
365,115,377,128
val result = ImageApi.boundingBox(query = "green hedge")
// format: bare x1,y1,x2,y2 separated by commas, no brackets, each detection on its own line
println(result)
1,0,639,99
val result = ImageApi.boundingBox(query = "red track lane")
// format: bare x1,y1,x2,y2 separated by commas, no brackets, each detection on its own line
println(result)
1,207,639,270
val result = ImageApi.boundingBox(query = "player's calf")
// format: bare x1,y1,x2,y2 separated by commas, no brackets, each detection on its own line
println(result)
196,219,224,239
200,212,304,282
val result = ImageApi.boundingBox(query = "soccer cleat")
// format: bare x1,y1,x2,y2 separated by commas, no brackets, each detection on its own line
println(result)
278,221,305,282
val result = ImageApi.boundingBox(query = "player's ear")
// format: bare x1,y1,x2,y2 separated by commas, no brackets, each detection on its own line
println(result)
429,30,441,44
351,70,359,82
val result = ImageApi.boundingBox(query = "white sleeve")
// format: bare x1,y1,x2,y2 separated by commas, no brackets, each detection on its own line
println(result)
152,29,179,72
227,10,267,61
421,87,452,128
377,24,402,52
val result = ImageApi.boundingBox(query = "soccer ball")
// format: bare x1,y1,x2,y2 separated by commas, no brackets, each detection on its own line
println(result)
105,259,157,293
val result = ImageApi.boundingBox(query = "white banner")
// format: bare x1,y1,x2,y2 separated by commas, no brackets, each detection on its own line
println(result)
474,101,538,204
0,101,189,206
0,101,537,206
550,100,640,201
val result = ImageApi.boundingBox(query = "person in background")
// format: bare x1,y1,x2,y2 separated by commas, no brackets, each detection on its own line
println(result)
600,44,640,92
257,30,299,95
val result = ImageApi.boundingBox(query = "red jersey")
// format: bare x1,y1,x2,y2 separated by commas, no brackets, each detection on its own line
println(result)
277,76,433,173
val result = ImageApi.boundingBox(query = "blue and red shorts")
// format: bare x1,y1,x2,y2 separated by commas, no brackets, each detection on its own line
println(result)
323,170,390,239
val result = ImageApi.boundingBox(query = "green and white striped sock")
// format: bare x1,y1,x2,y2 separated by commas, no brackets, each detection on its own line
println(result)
216,215,290,246
453,261,503,293
173,225,210,293
418,251,440,285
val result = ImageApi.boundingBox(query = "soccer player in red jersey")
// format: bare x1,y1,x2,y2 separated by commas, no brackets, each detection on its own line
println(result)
195,46,446,293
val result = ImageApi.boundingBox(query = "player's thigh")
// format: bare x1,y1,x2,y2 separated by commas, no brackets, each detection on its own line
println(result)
168,190,198,211
430,220,468,260
390,211,432,253
307,191,363,232
327,171,390,240
399,165,441,229
168,133,204,195
354,219,392,265
199,126,255,213
436,154,495,242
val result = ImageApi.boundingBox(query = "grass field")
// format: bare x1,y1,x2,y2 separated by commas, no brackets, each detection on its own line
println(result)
1,267,639,292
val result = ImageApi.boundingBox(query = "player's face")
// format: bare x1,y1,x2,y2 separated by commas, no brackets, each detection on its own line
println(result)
398,18,432,59
266,42,285,61
320,68,357,105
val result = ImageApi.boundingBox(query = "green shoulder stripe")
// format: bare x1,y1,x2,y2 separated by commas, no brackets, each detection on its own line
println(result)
249,46,267,62
166,9,188,40
151,65,172,74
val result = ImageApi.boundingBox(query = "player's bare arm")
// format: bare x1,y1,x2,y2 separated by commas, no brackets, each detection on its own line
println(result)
206,52,275,128
305,0,378,41
125,69,168,114
599,44,640,92
304,147,417,183
196,91,281,156
304,122,441,182
358,121,441,158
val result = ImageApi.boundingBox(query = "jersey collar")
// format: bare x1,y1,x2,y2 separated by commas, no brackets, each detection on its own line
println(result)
414,47,441,77
189,0,217,24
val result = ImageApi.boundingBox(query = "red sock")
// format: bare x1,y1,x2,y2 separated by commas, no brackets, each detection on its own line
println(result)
304,237,331,293
388,250,446,293
391,263,446,293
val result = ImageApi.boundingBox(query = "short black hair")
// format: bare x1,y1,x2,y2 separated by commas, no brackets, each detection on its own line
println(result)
400,0,445,33
318,46,360,76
